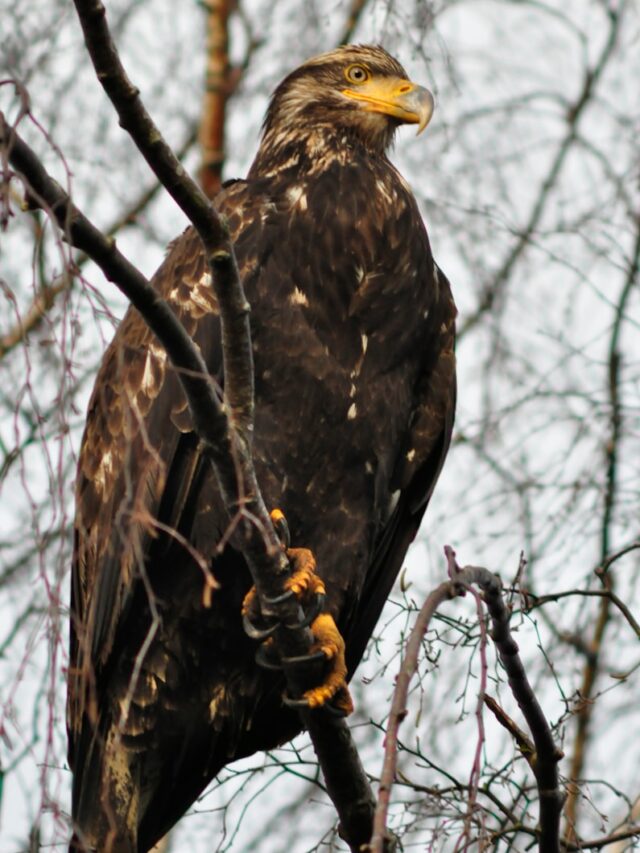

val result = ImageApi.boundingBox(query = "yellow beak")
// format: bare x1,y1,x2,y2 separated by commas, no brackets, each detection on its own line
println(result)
342,76,435,135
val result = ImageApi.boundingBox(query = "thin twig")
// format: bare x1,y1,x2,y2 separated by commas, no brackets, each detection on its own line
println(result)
0,123,198,362
458,5,624,341
484,694,535,763
337,0,371,45
524,585,640,639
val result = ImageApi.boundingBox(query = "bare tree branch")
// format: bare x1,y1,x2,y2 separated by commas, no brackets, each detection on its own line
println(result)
523,584,640,639
370,548,564,853
458,5,624,341
198,0,232,198
337,0,371,45
0,124,198,363
565,208,640,835
65,9,386,847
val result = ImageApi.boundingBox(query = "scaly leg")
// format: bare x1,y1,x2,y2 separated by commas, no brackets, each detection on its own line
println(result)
241,510,353,715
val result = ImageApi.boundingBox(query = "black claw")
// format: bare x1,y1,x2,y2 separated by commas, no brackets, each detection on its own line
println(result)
261,587,296,616
271,511,291,549
320,701,350,719
242,611,279,641
281,649,327,668
282,693,309,709
281,692,349,718
282,692,309,709
262,587,325,630
292,592,325,629
255,642,282,670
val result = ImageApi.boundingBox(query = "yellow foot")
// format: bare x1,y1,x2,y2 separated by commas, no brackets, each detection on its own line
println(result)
300,612,354,716
243,509,353,716
285,547,325,601
270,508,291,548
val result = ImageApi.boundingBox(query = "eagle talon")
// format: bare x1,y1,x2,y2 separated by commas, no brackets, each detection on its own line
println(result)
281,649,327,668
243,520,352,715
242,611,279,641
255,641,282,670
260,587,296,615
285,591,325,630
281,691,350,718
270,508,291,549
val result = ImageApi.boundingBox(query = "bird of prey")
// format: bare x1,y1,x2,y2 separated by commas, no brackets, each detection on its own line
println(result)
67,44,456,853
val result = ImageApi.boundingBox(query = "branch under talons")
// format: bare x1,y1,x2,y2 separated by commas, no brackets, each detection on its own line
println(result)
242,526,353,717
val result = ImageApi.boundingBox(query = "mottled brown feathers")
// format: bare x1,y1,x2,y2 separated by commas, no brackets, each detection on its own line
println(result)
68,45,456,853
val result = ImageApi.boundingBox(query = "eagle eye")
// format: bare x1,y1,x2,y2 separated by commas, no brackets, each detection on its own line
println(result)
345,64,369,84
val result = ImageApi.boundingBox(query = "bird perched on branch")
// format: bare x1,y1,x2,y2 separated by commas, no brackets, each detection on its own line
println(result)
67,44,456,852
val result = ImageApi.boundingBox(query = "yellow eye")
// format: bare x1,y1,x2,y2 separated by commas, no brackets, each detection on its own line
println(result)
345,65,369,84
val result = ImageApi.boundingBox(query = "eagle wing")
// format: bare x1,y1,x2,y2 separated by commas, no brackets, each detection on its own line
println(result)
67,182,258,753
345,263,456,673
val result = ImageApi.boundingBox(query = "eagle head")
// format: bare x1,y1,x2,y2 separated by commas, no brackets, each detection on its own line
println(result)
250,45,434,176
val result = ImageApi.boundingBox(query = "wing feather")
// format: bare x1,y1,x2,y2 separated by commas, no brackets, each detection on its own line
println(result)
345,267,456,674
67,183,259,742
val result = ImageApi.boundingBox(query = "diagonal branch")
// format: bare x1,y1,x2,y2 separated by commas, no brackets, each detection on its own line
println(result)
71,0,254,441
0,124,198,363
2,17,380,846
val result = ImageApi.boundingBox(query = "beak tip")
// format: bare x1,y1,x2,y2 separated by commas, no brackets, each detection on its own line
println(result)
416,89,435,136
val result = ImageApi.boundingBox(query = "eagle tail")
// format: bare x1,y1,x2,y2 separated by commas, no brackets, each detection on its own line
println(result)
69,717,140,853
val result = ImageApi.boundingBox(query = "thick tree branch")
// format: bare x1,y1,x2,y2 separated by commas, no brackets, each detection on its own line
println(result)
71,0,254,440
198,0,232,198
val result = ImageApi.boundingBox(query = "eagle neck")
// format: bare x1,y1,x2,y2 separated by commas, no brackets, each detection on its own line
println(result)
248,125,391,180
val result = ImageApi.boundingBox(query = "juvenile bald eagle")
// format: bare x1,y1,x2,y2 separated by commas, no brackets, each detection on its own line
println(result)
68,45,456,852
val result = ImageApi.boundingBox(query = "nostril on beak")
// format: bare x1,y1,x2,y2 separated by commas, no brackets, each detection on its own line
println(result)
398,84,413,94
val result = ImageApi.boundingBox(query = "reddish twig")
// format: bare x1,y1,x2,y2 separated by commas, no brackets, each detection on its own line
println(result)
369,579,457,852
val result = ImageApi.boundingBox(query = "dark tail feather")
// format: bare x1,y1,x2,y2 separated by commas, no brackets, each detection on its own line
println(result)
69,717,138,853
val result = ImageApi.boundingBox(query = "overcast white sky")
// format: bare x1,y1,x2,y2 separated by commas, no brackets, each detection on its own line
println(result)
0,1,639,850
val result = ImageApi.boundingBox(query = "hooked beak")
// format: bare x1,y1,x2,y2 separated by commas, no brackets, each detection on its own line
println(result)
342,76,435,135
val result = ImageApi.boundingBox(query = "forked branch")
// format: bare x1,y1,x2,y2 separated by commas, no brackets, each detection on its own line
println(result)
369,547,563,853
